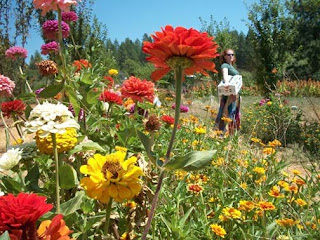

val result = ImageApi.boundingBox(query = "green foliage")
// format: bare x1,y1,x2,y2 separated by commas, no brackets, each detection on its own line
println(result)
241,94,302,145
301,121,320,158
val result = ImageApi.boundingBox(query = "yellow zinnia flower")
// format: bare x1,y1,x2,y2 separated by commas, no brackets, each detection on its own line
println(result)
194,126,206,134
108,69,119,76
35,128,77,155
80,151,143,203
210,224,226,238
276,218,299,227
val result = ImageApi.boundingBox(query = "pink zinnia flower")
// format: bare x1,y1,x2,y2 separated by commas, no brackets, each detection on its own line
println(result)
172,103,189,113
62,11,78,22
41,41,60,55
5,46,28,60
33,0,78,16
42,20,70,40
0,75,15,97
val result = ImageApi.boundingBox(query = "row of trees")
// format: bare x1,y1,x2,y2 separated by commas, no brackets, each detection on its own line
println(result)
0,0,319,94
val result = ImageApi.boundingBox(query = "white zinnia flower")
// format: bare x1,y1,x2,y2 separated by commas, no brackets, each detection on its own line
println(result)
0,190,4,196
25,101,80,137
0,148,23,171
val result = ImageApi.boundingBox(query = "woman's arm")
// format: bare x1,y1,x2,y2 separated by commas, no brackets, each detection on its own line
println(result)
221,67,229,83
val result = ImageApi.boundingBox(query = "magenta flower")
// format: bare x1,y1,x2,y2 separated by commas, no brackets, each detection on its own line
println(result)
62,11,78,22
42,20,70,40
5,46,28,60
0,75,15,97
171,103,189,113
41,41,60,55
34,0,78,16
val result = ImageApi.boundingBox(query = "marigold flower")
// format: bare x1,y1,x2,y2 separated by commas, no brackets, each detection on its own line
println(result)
61,11,78,22
5,46,28,60
295,198,307,207
0,193,53,239
276,218,299,227
263,147,275,155
0,75,15,97
238,200,255,211
123,200,136,209
292,178,306,186
221,117,232,123
258,201,276,211
268,186,284,198
268,139,282,147
34,0,78,16
99,90,123,105
80,151,143,203
253,167,265,175
277,180,289,188
42,20,70,40
37,214,73,240
210,224,226,238
175,170,187,180
251,137,262,143
221,207,242,220
35,128,77,154
211,157,224,167
73,59,91,72
291,169,301,175
0,148,23,171
240,182,247,189
41,41,60,55
25,101,79,137
36,60,58,76
120,76,155,103
1,100,26,118
142,25,219,81
108,69,118,76
187,183,203,194
285,184,298,193
194,126,206,134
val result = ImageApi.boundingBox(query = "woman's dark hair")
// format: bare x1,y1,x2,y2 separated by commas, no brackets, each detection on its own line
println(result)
219,48,236,64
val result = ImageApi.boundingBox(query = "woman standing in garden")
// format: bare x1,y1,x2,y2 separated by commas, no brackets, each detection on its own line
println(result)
215,48,241,134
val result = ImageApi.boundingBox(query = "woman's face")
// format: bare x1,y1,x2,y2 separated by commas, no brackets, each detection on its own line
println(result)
224,50,234,63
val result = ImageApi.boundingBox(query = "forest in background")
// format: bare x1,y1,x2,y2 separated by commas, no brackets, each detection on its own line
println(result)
0,0,319,95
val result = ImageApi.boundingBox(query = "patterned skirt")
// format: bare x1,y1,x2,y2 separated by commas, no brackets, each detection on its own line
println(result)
215,94,241,132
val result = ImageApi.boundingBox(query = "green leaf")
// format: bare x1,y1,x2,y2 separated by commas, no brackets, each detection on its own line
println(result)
163,150,217,171
1,177,23,193
86,90,100,104
37,84,64,98
16,92,36,101
0,231,10,240
25,104,32,119
65,85,81,117
80,72,92,85
59,165,78,189
25,165,41,192
179,206,194,229
69,141,105,154
136,130,156,165
60,191,85,216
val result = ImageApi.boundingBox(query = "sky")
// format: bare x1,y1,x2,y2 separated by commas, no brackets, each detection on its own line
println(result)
24,0,257,61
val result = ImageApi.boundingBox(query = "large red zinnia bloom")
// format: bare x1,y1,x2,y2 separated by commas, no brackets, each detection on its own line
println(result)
120,76,155,103
142,25,219,81
0,193,53,240
161,115,175,125
1,100,26,118
99,90,123,105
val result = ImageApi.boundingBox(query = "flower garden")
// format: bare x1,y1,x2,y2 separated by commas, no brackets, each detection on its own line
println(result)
0,1,320,240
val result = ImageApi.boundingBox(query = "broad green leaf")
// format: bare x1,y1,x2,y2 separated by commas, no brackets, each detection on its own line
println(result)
16,92,36,101
136,130,156,165
0,231,10,240
80,72,92,85
37,84,64,98
65,85,80,117
1,177,23,193
60,191,85,216
163,150,216,171
69,141,105,154
25,165,41,192
59,165,78,189
86,90,100,104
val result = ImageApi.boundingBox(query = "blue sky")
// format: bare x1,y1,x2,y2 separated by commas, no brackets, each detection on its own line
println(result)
25,0,256,60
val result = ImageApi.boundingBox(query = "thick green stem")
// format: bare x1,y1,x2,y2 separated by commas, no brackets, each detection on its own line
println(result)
142,66,183,240
52,133,60,213
104,198,113,236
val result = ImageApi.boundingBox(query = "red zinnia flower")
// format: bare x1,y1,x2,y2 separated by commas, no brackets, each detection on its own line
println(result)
142,25,219,81
103,76,114,88
73,59,91,72
161,115,175,125
37,214,73,240
99,90,123,105
1,100,26,118
0,193,53,240
120,76,155,103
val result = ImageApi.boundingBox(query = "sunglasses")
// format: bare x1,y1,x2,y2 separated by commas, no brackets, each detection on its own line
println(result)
226,54,234,56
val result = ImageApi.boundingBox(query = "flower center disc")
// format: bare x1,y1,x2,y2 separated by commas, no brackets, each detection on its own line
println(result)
102,160,123,179
166,56,193,69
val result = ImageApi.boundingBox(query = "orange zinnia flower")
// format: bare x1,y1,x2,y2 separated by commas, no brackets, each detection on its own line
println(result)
142,25,219,81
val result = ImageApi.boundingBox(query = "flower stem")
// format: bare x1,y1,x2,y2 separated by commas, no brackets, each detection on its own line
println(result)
52,133,60,213
104,198,113,236
57,8,67,84
142,66,183,240
0,108,19,149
